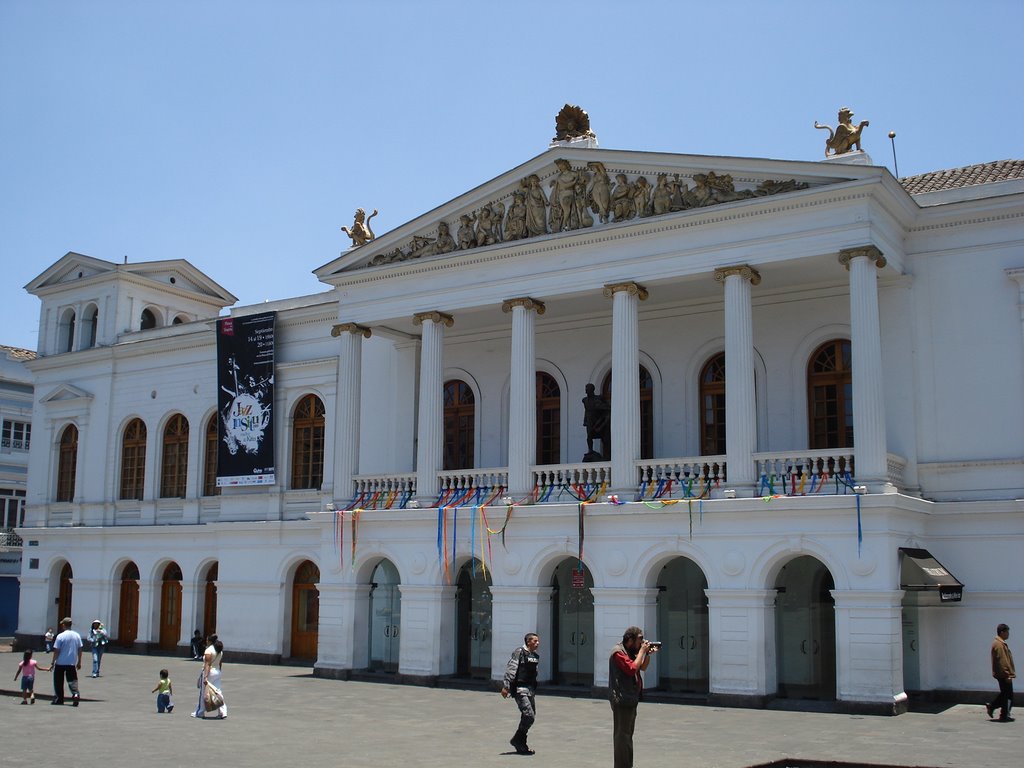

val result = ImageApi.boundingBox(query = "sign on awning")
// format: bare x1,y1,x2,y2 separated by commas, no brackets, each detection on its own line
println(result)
899,547,964,603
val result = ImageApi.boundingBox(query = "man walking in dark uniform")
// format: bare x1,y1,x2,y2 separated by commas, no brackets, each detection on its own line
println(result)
501,632,541,755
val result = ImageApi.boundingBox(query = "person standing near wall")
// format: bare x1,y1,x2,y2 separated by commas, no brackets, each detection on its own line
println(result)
608,626,657,768
501,632,541,755
50,617,82,706
987,623,1015,722
88,619,109,677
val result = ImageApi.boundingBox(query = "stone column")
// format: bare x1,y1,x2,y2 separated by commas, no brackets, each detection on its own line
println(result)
714,266,760,494
331,323,371,502
395,584,457,678
604,282,648,492
490,586,553,682
838,246,889,490
592,587,659,687
503,298,546,498
832,590,908,713
315,583,372,673
705,588,777,706
413,311,453,504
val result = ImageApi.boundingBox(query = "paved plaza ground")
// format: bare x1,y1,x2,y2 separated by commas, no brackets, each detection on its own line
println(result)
1,647,1017,768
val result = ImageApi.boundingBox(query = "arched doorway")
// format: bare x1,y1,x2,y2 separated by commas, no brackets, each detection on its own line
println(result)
158,562,183,651
117,562,140,647
202,563,218,638
443,380,475,470
775,555,836,700
290,560,320,660
551,559,594,686
368,560,401,672
456,560,492,678
57,562,73,621
656,558,709,693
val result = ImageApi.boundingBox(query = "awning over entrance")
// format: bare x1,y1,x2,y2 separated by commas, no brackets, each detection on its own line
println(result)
899,547,964,603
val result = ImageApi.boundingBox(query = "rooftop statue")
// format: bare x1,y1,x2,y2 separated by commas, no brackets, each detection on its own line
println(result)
553,104,596,142
341,207,378,247
815,107,870,157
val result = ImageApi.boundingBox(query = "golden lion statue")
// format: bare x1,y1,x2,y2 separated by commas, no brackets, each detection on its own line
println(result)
341,208,378,247
814,107,869,157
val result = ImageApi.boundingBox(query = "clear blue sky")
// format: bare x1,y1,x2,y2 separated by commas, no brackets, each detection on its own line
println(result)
2,0,1021,352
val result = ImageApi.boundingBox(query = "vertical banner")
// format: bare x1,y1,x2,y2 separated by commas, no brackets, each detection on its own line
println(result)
216,311,276,486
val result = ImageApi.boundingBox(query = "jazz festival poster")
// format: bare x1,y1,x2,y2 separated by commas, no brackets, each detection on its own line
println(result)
216,311,276,486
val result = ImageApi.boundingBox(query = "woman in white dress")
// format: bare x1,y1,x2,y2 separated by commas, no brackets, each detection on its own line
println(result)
192,635,227,719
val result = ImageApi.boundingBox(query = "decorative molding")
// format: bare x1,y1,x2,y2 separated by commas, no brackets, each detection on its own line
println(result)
332,190,874,290
602,281,649,300
713,265,762,286
501,297,546,315
838,245,887,270
330,322,372,339
412,311,454,328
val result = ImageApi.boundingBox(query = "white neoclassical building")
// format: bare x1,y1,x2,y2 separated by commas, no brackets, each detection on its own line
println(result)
15,135,1024,714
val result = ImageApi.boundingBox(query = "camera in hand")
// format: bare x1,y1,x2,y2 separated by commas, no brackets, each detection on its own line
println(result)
646,641,662,650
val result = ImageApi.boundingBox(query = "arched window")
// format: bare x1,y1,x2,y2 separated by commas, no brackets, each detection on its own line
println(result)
203,415,220,496
140,308,157,330
160,414,189,498
699,353,727,455
291,394,325,490
58,562,73,619
536,372,561,465
59,308,76,353
443,380,475,470
601,366,654,460
172,315,187,325
56,424,79,502
119,418,147,500
82,304,99,349
808,339,853,449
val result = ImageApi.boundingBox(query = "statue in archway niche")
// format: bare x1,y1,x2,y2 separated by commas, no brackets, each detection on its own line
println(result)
582,383,611,462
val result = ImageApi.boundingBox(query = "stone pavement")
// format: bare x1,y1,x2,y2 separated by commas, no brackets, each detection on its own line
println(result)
1,648,1017,768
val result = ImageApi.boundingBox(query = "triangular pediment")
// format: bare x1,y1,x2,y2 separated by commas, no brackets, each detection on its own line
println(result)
25,252,237,306
40,383,93,404
315,147,886,282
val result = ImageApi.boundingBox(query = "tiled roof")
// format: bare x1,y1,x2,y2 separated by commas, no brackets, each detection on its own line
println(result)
899,159,1024,195
0,345,37,362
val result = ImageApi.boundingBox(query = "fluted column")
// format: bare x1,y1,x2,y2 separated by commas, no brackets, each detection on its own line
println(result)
839,246,889,489
413,311,453,503
503,298,545,498
604,282,648,491
331,323,371,502
714,266,760,493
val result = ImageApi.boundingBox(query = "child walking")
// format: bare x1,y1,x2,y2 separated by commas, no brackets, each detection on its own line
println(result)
152,669,174,713
14,650,49,704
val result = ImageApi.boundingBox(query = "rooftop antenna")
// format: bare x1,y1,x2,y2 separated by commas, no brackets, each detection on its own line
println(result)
888,131,899,179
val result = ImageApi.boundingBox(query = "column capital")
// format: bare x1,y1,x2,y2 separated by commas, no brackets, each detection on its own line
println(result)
713,265,761,286
838,245,887,270
501,297,546,315
330,322,371,338
412,310,454,328
602,281,649,300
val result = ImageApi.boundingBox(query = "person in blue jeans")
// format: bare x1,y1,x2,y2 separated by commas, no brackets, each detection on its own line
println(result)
152,669,174,713
50,616,83,706
88,619,109,677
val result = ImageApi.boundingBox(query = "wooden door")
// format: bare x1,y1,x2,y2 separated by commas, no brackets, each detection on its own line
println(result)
57,562,73,620
290,560,319,660
158,563,183,651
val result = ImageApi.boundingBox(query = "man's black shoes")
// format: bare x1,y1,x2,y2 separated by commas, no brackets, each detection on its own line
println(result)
986,703,995,718
510,738,535,756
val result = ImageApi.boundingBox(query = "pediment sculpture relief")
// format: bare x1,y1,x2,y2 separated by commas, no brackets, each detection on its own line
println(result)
365,162,808,268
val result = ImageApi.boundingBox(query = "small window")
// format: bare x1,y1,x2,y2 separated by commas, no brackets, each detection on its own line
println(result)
536,372,561,465
56,424,79,502
443,380,475,470
160,414,189,498
808,339,853,449
699,353,726,455
203,415,220,496
291,395,325,490
119,419,147,500
140,308,157,330
2,420,31,451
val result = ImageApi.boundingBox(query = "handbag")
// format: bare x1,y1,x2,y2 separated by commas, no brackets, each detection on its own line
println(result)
203,681,225,712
